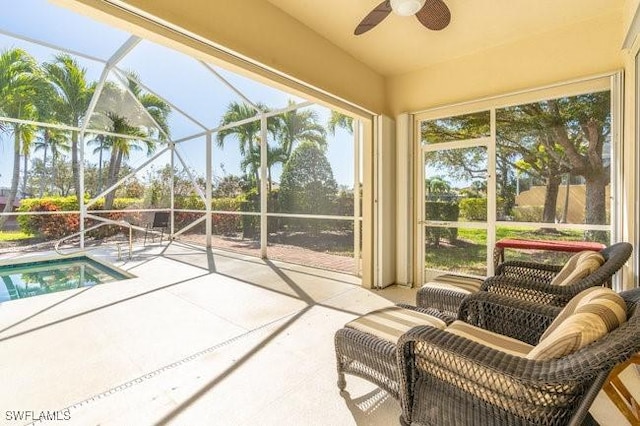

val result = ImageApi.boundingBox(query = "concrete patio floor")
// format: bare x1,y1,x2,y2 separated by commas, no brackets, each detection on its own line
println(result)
0,241,415,425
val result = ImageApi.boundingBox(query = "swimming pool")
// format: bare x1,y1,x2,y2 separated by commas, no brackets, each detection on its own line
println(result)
0,255,134,302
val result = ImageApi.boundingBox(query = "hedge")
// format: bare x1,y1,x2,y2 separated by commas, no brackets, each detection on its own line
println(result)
17,196,143,239
425,201,459,246
174,195,246,236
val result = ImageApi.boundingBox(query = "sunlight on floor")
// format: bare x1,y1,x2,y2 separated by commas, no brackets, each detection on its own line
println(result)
0,242,415,425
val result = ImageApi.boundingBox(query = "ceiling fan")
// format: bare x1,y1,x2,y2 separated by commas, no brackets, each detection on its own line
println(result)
354,0,451,35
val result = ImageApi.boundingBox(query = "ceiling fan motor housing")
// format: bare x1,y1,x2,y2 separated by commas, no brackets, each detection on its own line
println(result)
390,0,427,16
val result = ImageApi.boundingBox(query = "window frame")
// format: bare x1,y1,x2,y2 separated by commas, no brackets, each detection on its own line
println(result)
413,73,623,286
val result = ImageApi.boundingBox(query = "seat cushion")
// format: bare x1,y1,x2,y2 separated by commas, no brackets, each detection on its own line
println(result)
549,250,605,286
527,287,627,360
345,306,447,344
422,274,485,295
443,320,533,357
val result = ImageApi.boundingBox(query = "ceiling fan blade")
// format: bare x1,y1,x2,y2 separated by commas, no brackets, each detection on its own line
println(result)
354,0,392,35
415,0,451,31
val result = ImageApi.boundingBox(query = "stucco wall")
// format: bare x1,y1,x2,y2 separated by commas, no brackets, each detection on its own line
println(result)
386,11,624,116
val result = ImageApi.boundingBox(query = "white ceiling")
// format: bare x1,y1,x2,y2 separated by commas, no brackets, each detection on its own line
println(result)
265,0,624,76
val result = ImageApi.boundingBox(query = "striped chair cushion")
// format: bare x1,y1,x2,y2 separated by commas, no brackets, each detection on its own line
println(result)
422,274,485,295
443,320,533,357
346,306,447,344
527,287,627,360
550,250,605,286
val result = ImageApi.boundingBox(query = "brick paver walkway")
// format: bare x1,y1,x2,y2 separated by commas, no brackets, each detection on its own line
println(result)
179,235,358,275
0,234,359,276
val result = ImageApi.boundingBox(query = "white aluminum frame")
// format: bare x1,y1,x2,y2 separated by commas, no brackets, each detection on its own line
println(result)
0,22,363,276
414,73,622,285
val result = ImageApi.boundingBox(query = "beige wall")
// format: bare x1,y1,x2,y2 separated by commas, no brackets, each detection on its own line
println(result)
386,11,624,116
622,0,640,288
67,1,624,119
625,0,640,37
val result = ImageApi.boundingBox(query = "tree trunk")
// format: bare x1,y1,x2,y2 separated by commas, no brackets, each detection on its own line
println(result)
22,152,28,198
104,149,123,210
71,131,80,198
39,143,48,197
542,174,561,223
50,154,57,195
97,141,103,193
584,172,608,242
0,132,23,229
561,174,570,223
585,175,607,224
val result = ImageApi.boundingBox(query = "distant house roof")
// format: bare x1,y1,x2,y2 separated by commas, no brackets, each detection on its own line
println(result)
0,188,21,210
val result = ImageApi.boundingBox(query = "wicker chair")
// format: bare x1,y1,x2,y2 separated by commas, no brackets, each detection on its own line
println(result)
416,242,633,316
397,287,640,426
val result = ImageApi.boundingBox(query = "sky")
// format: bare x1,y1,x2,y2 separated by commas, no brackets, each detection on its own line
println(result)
0,0,356,191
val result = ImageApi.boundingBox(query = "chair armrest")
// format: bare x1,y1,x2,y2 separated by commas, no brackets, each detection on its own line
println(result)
396,325,609,426
480,275,576,306
495,260,561,283
457,291,559,344
397,303,456,325
415,285,469,315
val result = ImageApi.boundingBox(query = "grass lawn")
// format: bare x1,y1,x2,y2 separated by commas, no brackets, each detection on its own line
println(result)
425,226,603,276
0,231,33,242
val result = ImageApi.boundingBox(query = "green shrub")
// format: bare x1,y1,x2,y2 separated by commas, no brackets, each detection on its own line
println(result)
212,197,243,235
173,195,246,236
512,206,544,222
17,196,143,239
18,199,79,239
425,201,459,246
459,198,486,221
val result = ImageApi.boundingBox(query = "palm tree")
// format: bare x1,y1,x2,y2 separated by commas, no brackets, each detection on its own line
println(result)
275,100,326,159
33,128,70,196
20,125,36,198
216,101,271,185
0,48,43,226
42,54,94,198
328,110,354,135
97,74,170,209
240,143,287,192
87,134,109,193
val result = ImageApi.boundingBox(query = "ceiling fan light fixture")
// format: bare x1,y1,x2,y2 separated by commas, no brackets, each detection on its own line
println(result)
390,0,426,16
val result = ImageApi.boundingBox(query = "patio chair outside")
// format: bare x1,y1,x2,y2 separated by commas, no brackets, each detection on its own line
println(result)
397,287,640,426
144,211,170,245
417,242,633,316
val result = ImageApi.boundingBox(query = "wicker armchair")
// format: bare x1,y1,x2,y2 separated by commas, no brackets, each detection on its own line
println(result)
416,242,632,315
483,242,633,305
397,287,640,426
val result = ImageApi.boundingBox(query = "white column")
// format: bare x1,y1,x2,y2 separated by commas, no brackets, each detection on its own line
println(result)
260,115,268,258
395,113,413,286
206,132,212,247
79,130,85,249
170,143,175,237
353,121,361,276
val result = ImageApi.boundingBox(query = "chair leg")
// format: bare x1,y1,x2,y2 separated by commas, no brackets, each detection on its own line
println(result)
337,372,346,391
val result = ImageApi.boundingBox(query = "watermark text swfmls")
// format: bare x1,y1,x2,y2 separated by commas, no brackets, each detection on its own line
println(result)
5,410,71,422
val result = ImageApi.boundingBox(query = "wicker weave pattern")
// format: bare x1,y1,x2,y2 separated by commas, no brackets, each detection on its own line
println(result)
398,288,640,426
335,304,453,400
482,243,632,306
416,243,633,316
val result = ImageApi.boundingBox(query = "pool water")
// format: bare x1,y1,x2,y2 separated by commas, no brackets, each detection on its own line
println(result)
0,256,132,302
